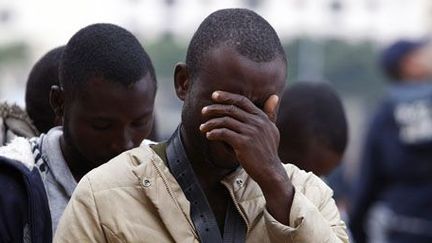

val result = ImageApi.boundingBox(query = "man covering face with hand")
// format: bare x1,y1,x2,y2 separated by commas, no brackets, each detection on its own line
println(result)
54,8,348,243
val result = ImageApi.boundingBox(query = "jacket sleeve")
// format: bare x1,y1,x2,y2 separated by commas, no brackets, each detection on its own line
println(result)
264,181,349,243
0,165,28,243
53,176,106,243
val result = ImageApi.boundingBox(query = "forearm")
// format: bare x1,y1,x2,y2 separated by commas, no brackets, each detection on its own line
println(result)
262,164,349,242
258,163,294,226
264,189,349,243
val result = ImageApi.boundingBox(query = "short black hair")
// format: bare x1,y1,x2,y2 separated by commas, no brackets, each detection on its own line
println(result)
277,82,348,161
60,23,156,97
25,46,65,133
186,8,286,79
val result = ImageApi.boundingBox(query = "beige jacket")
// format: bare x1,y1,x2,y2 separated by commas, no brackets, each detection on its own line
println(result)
54,144,349,243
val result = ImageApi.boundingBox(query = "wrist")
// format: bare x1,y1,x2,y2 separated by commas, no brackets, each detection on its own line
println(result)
256,162,293,197
257,163,295,225
260,173,294,198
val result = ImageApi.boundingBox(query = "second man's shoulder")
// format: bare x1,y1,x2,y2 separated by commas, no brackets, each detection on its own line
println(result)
83,144,162,192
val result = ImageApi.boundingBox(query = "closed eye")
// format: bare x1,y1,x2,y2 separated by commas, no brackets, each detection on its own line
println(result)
131,118,150,128
91,121,112,130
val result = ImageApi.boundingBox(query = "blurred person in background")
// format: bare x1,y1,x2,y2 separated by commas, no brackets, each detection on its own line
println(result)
25,46,65,134
277,81,350,224
0,23,157,242
349,39,432,243
277,81,351,232
0,46,64,145
277,81,348,177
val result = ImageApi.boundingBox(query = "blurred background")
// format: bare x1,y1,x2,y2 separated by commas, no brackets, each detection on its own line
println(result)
1,0,432,176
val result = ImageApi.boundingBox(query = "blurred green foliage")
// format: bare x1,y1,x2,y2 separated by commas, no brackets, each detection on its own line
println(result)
145,35,187,80
0,37,386,103
323,39,386,99
0,42,28,67
145,36,387,102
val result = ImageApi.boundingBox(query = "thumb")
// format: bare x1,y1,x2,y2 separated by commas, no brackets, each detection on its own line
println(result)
264,95,279,122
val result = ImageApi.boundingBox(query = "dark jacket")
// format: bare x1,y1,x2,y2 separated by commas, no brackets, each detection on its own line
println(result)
0,155,52,243
349,83,432,243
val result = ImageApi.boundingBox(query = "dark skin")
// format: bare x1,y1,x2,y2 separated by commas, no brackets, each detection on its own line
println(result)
400,48,431,82
301,142,342,176
50,74,155,181
279,140,342,176
174,46,294,230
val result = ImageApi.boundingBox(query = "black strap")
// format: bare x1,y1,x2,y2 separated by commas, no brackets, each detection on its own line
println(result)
222,200,246,243
166,126,246,243
166,127,223,243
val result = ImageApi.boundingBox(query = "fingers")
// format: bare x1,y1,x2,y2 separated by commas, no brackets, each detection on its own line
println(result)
210,91,279,122
264,95,279,122
202,104,251,122
205,127,248,149
201,91,278,149
199,116,251,134
212,91,260,115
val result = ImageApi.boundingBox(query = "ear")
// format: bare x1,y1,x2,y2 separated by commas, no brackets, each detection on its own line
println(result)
49,85,64,121
174,62,190,101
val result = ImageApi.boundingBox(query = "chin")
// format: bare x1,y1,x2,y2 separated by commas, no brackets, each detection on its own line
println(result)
90,155,114,167
207,141,239,170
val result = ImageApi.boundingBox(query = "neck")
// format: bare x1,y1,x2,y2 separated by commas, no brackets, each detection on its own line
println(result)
59,134,92,182
179,126,233,188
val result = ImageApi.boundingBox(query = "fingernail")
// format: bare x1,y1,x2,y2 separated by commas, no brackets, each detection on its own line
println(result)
212,91,220,99
199,124,205,131
202,106,208,114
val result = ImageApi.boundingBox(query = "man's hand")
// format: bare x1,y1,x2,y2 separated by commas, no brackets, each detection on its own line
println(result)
199,90,294,225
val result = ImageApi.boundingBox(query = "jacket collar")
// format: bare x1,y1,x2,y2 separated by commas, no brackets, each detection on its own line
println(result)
221,167,266,233
130,143,267,238
130,144,198,241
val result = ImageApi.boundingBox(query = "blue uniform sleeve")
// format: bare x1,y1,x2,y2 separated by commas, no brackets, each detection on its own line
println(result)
348,103,389,243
